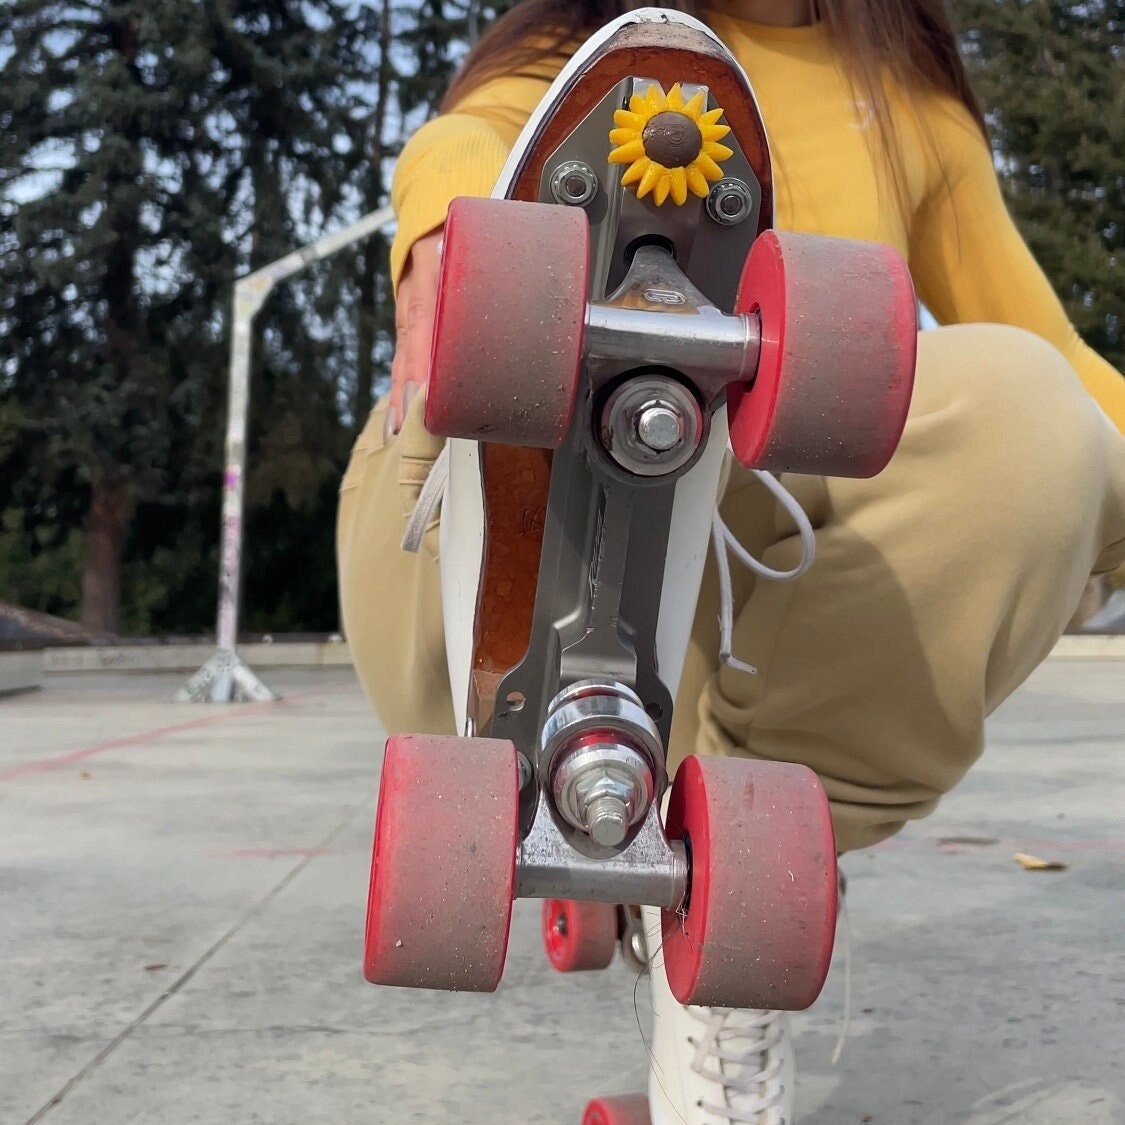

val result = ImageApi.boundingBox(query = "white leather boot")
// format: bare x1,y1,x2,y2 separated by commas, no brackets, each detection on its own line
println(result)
643,907,796,1125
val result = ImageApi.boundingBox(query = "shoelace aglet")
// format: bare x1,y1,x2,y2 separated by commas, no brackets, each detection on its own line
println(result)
718,645,758,675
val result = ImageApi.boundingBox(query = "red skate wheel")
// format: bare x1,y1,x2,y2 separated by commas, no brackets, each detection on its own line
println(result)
542,899,618,972
426,197,589,448
582,1094,651,1125
727,230,917,478
364,733,519,991
661,755,837,1009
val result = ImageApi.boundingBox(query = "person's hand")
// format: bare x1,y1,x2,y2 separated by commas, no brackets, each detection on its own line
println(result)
384,229,444,442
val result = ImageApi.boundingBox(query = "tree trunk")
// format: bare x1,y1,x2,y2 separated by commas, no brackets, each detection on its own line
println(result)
80,471,132,635
352,0,394,432
354,248,377,430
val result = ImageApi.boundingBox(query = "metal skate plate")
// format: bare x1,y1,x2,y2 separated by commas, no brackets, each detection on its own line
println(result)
493,90,763,899
464,9,775,903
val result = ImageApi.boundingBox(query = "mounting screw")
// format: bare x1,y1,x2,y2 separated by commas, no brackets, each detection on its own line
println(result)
629,928,647,965
636,402,684,452
585,794,630,847
516,752,533,790
551,161,599,207
706,178,754,226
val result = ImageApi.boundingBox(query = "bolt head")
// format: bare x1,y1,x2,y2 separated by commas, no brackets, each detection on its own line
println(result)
636,404,683,452
564,174,588,199
706,178,753,226
551,161,598,207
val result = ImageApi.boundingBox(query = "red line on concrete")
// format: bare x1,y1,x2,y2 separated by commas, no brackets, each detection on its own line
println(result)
0,711,252,781
0,680,354,782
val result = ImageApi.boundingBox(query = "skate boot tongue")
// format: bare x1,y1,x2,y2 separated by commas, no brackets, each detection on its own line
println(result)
689,1006,792,1125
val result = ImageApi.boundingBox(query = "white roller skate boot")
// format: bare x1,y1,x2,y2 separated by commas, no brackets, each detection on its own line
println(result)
644,907,795,1125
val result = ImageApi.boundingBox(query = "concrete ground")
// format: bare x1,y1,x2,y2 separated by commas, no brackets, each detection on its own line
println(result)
1,660,1122,1125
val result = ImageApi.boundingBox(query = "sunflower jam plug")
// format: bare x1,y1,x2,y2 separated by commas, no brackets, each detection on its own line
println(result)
609,83,733,205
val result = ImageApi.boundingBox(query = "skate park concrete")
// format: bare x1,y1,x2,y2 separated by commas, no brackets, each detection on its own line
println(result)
1,658,1122,1125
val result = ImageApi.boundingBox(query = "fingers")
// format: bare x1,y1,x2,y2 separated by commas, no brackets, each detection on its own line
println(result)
385,231,444,443
386,291,430,440
385,297,430,441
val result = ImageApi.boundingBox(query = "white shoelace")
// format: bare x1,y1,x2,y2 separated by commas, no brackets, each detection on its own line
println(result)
686,1007,788,1123
401,442,450,553
402,450,816,680
712,468,815,675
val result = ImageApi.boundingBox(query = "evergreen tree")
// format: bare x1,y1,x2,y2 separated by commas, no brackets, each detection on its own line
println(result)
1,0,226,632
395,0,520,116
954,0,1125,371
1,0,391,634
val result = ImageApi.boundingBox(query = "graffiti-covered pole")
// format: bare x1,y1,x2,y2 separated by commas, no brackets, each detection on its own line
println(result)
217,282,266,652
177,207,395,703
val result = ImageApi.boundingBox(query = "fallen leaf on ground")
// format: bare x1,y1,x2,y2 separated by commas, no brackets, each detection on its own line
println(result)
1013,852,1068,871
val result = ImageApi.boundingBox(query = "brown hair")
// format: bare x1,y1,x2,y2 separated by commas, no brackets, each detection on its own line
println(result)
442,0,987,203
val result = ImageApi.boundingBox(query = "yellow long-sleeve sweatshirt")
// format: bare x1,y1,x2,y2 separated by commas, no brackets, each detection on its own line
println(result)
388,13,1125,432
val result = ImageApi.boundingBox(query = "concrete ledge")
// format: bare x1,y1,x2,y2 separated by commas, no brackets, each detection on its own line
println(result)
33,632,1125,677
0,650,44,695
1050,633,1125,659
43,641,353,675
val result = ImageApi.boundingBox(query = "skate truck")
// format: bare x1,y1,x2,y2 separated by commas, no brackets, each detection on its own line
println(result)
362,6,917,1111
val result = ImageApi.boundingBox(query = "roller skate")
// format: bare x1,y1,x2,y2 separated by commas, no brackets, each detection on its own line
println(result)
363,6,917,1119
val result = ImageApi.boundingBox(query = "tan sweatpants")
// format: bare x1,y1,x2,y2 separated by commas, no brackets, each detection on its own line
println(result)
338,324,1125,853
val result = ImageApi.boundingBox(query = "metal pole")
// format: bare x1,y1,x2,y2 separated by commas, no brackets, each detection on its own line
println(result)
218,283,267,652
177,207,395,703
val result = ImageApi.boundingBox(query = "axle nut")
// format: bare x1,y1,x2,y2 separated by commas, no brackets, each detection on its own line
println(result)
585,795,630,847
